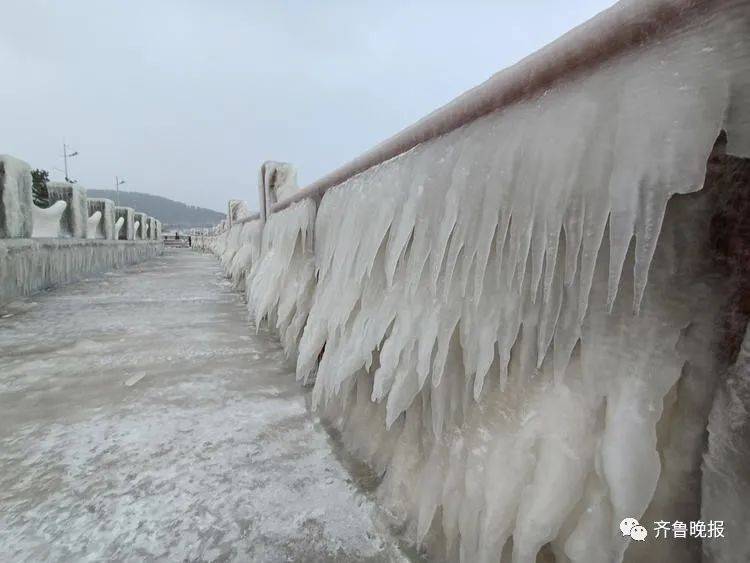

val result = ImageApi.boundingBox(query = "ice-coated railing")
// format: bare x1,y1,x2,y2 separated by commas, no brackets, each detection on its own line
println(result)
203,0,750,561
0,154,164,303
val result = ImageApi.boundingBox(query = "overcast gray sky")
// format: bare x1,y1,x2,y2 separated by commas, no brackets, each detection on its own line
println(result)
2,0,614,212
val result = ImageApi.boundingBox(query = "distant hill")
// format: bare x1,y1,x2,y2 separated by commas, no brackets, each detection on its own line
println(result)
87,189,225,228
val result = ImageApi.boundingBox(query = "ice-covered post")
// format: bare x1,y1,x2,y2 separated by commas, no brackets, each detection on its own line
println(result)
147,217,157,240
47,182,88,238
0,155,33,238
259,161,298,220
133,212,147,240
87,198,115,239
115,206,135,240
155,219,162,240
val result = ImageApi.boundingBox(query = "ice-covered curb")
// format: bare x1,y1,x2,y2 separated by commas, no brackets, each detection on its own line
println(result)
0,239,163,305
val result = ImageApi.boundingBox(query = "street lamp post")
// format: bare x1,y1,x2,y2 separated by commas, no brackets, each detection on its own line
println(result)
115,176,126,206
62,141,79,183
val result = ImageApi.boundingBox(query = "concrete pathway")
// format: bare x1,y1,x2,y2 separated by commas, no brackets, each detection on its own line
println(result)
0,250,406,562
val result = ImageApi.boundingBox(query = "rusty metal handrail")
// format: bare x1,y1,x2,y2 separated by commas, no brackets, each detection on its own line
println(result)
270,0,724,214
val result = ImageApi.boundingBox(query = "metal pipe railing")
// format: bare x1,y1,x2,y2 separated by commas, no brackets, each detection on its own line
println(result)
270,0,725,213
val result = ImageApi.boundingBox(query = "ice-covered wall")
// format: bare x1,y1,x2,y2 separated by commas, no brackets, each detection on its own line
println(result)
116,206,135,240
0,155,33,238
205,3,750,561
0,239,163,305
87,198,115,239
48,183,88,238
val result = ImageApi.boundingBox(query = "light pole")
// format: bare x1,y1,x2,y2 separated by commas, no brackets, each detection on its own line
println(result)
62,141,79,183
115,176,126,206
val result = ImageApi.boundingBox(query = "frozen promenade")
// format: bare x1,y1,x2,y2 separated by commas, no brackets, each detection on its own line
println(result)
0,251,407,562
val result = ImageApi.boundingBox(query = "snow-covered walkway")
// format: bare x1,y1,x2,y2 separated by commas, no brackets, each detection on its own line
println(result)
0,250,407,562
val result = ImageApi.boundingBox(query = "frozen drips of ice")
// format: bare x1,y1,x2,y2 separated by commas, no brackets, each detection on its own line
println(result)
227,220,263,291
206,6,749,561
246,200,316,357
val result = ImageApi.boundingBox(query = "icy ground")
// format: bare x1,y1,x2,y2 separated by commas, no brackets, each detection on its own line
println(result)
0,251,408,562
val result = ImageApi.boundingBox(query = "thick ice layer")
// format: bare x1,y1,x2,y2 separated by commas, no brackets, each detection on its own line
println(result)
0,155,33,238
246,200,316,357
31,200,66,238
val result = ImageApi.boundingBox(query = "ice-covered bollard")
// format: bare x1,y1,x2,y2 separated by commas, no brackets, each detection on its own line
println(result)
133,212,148,240
31,200,67,238
147,216,157,240
87,198,115,239
258,161,298,220
47,182,88,238
115,206,135,240
0,155,33,238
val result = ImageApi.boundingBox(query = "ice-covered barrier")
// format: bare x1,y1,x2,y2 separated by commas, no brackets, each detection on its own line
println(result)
0,238,163,304
48,182,88,238
87,198,115,239
206,1,750,560
116,206,135,240
1,155,165,302
0,155,33,238
31,200,66,238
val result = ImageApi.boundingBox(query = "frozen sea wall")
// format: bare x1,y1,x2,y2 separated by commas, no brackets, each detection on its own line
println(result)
203,1,750,561
1,156,164,305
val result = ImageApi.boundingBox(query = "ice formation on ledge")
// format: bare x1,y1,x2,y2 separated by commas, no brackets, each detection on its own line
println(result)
0,155,33,238
207,4,749,562
31,200,66,238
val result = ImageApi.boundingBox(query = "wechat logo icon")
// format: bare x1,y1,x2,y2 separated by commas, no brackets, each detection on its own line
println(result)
620,518,648,541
